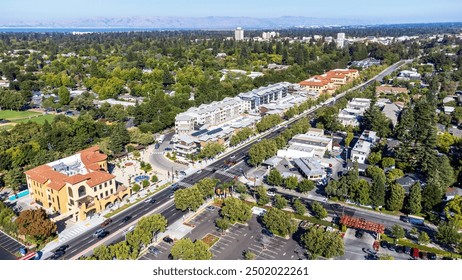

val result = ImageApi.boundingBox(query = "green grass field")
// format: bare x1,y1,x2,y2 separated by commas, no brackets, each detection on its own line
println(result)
14,114,55,125
0,110,42,120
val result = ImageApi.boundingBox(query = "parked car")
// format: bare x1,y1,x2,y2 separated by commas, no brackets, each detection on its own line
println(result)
395,245,404,253
262,228,274,237
427,253,437,260
121,216,132,223
355,230,364,239
163,236,174,244
206,206,215,211
419,252,428,260
387,243,396,251
148,246,160,256
411,248,420,259
267,191,276,197
50,250,65,260
93,229,105,237
403,246,411,255
100,218,113,227
380,241,389,248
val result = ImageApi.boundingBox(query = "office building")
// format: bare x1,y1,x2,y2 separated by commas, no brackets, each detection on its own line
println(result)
235,27,244,41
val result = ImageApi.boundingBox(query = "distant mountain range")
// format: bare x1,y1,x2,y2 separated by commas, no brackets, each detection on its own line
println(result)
0,16,377,29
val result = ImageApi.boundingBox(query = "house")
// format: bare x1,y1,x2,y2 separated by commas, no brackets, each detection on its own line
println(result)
443,106,455,115
395,174,425,193
350,139,371,164
24,146,130,222
375,86,409,96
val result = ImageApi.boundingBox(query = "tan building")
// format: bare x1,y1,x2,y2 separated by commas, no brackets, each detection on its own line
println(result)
376,85,409,95
24,146,130,222
299,69,359,94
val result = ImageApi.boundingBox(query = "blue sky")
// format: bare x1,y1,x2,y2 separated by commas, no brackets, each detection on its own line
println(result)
1,0,461,23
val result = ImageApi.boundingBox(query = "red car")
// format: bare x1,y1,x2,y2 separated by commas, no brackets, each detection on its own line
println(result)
411,248,419,259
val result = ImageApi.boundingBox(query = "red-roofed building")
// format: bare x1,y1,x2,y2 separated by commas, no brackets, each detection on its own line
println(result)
299,68,359,94
24,146,130,221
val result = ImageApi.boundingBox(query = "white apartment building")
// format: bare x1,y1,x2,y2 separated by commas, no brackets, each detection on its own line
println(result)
350,139,372,164
238,82,291,113
337,33,345,48
175,97,243,134
235,27,244,41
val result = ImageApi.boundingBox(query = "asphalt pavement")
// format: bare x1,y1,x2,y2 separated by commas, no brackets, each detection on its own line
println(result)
0,230,24,260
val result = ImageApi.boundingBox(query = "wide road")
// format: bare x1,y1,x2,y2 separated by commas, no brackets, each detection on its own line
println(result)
56,61,411,259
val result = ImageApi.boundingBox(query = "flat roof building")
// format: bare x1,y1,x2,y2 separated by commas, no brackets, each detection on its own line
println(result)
293,157,326,181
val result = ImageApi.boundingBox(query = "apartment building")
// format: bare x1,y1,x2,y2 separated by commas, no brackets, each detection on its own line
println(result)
238,82,291,113
299,69,359,94
24,146,130,222
175,97,243,134
235,27,244,41
350,130,377,164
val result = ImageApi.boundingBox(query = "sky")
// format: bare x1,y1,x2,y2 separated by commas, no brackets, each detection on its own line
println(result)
1,0,462,24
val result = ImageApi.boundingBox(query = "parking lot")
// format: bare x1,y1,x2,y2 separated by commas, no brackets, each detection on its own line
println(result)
0,230,24,260
339,229,409,260
138,239,173,260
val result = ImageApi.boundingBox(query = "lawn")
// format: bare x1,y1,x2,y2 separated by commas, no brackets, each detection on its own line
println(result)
0,110,41,120
201,233,219,247
14,114,55,125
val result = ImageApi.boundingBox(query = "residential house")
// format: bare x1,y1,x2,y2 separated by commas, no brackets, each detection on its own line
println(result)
293,157,326,181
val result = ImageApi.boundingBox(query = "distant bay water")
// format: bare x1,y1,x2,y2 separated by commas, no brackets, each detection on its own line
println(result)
0,27,194,33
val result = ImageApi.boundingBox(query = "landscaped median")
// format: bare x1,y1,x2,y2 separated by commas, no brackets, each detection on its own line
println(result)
104,182,171,218
380,234,461,259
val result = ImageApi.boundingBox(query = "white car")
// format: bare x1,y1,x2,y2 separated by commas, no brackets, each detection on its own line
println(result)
267,191,276,197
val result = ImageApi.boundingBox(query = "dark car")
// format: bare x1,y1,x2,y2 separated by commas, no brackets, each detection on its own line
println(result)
404,246,411,255
355,230,364,239
387,243,397,251
419,252,428,260
121,216,132,223
380,241,389,248
262,228,274,237
163,236,174,244
427,253,437,260
145,198,156,204
51,250,65,260
97,231,109,239
56,245,69,253
100,218,113,227
395,245,404,253
148,246,160,256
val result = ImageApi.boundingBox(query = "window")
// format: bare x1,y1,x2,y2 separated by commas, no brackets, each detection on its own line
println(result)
104,182,107,187
110,189,114,194
99,185,102,190
105,191,108,197
78,186,86,197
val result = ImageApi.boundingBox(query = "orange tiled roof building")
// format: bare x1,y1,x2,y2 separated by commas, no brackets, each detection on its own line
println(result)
299,69,359,94
24,146,130,221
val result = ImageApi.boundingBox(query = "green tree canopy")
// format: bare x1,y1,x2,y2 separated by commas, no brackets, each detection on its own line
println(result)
170,238,213,260
262,208,295,237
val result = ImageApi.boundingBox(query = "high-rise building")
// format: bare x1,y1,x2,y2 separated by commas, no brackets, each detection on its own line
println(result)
235,27,244,41
336,32,345,48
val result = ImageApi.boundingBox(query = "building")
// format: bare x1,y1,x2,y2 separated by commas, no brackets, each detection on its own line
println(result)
336,33,345,48
299,69,359,94
375,85,409,96
288,129,333,158
262,31,279,40
238,82,291,113
175,97,243,134
24,146,130,222
338,109,360,127
235,27,244,41
345,98,371,115
93,99,136,108
398,69,421,80
350,139,372,164
376,100,403,127
293,157,326,181
351,58,381,69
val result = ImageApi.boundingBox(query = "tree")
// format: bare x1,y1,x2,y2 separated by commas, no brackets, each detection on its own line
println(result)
391,224,405,240
170,238,213,260
220,197,252,223
132,184,141,192
418,231,430,245
109,123,130,154
386,183,405,212
444,195,462,229
436,132,456,154
436,221,461,247
58,86,70,106
293,199,307,216
132,214,168,247
362,105,392,137
381,157,395,169
297,179,315,193
267,169,283,186
198,142,225,159
369,167,386,208
92,245,113,260
195,178,218,199
406,182,422,215
151,175,158,183
142,179,150,188
262,208,295,237
15,208,57,244
174,186,204,211
256,186,270,206
215,218,230,232
284,176,298,190
345,132,354,148
274,195,288,210
367,151,382,165
244,250,256,260
310,201,328,219
301,226,344,259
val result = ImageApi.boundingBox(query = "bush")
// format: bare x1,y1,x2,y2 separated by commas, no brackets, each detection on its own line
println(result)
142,180,150,188
132,184,141,192
150,175,158,183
